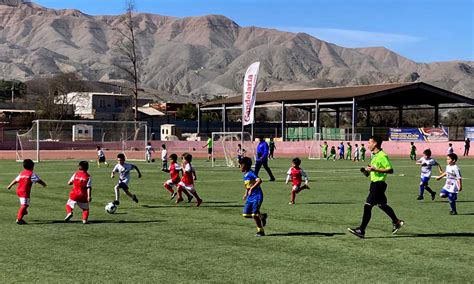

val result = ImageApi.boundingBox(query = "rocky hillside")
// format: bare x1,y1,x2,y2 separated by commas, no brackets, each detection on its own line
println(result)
0,0,472,101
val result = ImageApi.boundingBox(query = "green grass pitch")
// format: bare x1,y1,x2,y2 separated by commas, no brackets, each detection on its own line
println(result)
0,157,473,282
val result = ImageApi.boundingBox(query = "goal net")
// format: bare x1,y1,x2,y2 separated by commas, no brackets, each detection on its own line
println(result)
308,133,361,160
16,119,148,162
211,132,254,167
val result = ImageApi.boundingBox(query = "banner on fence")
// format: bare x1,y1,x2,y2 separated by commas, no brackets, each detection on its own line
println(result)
389,127,449,142
464,127,474,139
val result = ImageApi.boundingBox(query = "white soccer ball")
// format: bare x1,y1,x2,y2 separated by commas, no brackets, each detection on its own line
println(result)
105,202,117,214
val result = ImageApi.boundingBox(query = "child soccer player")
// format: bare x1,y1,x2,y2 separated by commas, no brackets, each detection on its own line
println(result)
410,142,417,160
97,146,108,167
111,153,142,205
353,143,360,162
176,153,202,206
447,143,454,155
416,149,442,200
286,158,309,204
162,153,193,201
161,144,168,170
237,144,247,166
338,142,345,160
360,143,366,162
145,142,155,163
327,146,336,161
64,161,92,224
346,142,352,160
7,159,47,225
436,153,462,215
268,137,276,159
321,141,328,159
239,157,268,237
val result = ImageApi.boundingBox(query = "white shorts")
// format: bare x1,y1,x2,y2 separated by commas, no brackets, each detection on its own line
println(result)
67,199,89,210
19,197,30,205
292,185,302,192
178,181,195,192
165,179,178,187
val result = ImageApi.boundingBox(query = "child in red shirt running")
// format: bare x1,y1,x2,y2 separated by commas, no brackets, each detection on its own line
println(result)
64,161,92,224
286,157,309,204
162,153,192,201
176,153,203,206
7,159,47,225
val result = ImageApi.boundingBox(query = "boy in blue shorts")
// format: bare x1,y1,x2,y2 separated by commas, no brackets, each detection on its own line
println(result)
239,157,267,237
415,149,442,200
436,153,462,215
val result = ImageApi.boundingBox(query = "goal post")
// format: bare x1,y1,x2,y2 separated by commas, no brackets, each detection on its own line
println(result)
308,133,361,160
211,132,255,167
16,119,148,162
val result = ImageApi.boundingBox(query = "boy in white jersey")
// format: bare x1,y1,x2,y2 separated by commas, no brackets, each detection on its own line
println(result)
145,142,155,163
111,153,142,206
353,144,360,162
436,153,462,215
415,149,442,200
96,146,108,167
161,144,168,170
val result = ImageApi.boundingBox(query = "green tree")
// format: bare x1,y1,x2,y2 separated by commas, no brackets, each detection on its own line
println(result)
176,103,198,120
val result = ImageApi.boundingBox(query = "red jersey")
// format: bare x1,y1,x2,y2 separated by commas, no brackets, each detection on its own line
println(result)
15,169,40,198
169,162,181,184
286,166,308,186
181,162,194,185
68,170,92,203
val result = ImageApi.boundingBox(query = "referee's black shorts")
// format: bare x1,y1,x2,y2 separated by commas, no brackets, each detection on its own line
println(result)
366,181,388,206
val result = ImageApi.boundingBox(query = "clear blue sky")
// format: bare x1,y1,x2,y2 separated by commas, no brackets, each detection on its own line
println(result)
34,0,473,63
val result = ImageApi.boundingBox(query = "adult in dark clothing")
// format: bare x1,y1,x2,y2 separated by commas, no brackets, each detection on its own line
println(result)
254,136,276,181
463,138,470,156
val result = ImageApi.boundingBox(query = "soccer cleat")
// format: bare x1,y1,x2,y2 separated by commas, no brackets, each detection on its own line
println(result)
170,192,177,200
269,178,276,182
392,220,405,234
288,201,295,205
449,211,458,215
175,197,184,204
347,227,365,238
261,213,268,227
187,196,194,203
417,195,424,200
255,231,265,237
112,200,120,206
196,199,203,207
431,191,436,201
82,220,90,224
300,184,310,190
16,219,27,225
64,212,73,222
132,195,139,203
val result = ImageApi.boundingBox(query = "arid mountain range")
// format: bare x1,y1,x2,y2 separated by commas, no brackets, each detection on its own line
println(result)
0,0,472,102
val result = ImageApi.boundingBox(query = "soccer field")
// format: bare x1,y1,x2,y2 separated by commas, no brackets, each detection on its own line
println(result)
0,157,473,282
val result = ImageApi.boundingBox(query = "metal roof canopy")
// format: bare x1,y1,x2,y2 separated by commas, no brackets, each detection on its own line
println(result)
198,82,474,140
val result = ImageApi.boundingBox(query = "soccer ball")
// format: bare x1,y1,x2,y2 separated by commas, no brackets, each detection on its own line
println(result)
105,202,117,214
151,158,155,163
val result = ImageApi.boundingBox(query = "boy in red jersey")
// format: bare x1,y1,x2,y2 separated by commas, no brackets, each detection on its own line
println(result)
285,157,310,204
176,153,203,206
162,153,192,201
64,161,92,224
7,159,47,225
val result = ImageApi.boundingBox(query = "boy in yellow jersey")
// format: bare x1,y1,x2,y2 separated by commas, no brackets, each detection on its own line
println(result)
348,135,404,238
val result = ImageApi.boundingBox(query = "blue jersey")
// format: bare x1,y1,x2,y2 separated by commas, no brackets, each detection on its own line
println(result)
256,141,269,161
243,170,263,202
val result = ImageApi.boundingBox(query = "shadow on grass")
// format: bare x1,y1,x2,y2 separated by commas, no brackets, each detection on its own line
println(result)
268,232,344,237
367,232,474,239
458,212,474,215
141,203,242,209
30,219,165,225
434,200,474,203
304,201,356,205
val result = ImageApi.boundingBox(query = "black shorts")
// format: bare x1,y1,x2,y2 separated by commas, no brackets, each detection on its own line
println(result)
208,147,213,155
98,156,106,163
366,181,388,206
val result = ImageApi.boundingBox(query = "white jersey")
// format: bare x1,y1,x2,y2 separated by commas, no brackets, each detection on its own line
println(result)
112,163,135,185
443,164,462,193
146,145,154,154
97,149,105,158
161,149,168,161
447,146,454,155
418,157,439,178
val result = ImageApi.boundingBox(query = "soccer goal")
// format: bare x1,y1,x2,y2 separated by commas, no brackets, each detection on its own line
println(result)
16,119,148,162
211,132,255,167
308,133,361,160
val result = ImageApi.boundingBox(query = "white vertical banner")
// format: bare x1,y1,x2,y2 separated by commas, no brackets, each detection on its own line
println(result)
242,62,260,126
